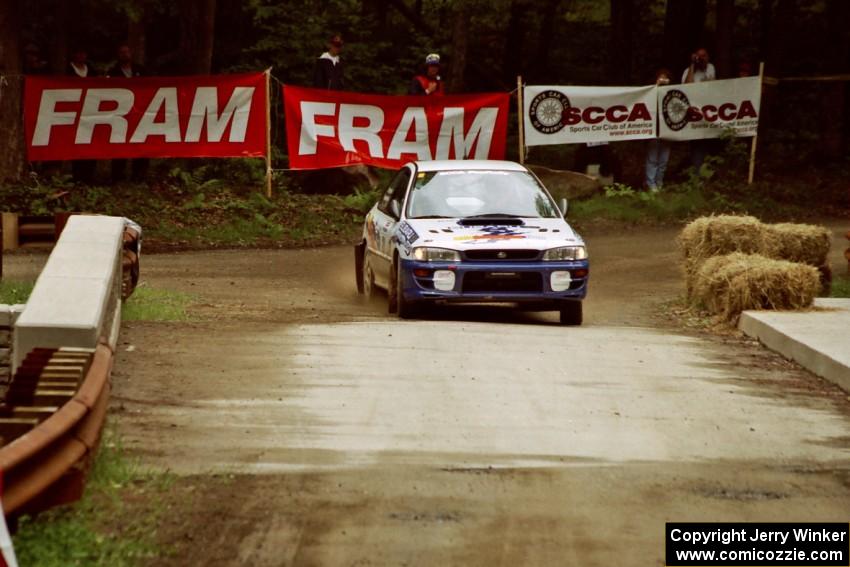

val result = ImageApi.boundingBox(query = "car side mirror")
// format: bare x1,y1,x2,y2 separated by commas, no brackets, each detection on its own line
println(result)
390,199,402,219
559,198,569,217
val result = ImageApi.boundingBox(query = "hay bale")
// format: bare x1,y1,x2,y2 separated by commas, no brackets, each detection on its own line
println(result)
679,215,766,296
764,223,831,266
692,252,820,321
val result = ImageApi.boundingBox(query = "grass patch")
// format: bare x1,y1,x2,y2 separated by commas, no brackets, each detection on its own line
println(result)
0,280,34,305
12,430,173,566
0,173,371,250
831,275,850,298
567,180,815,226
122,287,194,322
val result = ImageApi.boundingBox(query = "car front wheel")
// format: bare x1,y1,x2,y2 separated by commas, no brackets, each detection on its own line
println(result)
559,301,583,326
362,257,376,298
392,259,419,319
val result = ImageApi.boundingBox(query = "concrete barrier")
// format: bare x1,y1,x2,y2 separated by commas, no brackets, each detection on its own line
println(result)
12,216,125,371
739,298,850,394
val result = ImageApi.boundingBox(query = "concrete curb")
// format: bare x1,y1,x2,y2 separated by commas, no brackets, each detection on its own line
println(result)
739,298,850,394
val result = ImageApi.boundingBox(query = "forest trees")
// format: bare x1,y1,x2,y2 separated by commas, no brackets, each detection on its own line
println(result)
0,0,25,182
1,0,848,182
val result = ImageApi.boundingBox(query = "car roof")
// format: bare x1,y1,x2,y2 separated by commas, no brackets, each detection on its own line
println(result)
412,160,528,173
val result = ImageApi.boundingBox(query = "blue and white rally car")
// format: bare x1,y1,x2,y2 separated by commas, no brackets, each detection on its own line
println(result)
354,160,589,325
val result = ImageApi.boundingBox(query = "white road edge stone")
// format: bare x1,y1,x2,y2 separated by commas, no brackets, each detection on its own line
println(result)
739,298,850,393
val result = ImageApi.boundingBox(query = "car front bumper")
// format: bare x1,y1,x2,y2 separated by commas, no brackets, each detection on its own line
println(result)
399,258,589,304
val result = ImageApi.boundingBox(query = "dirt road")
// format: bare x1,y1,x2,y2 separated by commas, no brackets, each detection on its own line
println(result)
100,225,850,566
8,225,848,565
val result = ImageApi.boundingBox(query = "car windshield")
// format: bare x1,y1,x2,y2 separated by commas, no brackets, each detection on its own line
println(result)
406,170,560,219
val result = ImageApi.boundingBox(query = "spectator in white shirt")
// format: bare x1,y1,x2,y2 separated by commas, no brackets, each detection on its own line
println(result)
682,48,716,83
682,48,716,170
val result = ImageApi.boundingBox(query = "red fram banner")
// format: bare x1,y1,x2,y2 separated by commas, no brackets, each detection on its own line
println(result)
24,72,268,161
283,86,510,169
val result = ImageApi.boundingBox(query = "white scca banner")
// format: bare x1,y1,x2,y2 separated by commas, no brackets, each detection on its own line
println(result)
524,85,657,146
658,77,761,141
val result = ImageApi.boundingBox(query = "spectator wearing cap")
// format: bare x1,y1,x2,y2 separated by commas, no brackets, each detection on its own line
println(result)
313,34,345,90
409,53,444,96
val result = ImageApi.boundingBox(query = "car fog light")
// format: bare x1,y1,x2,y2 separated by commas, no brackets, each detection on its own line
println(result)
433,270,456,291
551,270,572,292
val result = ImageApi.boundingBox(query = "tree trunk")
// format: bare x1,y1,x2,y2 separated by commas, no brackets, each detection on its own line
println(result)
715,0,734,78
663,0,706,74
0,0,25,182
179,0,216,74
765,0,794,77
47,0,73,75
757,0,772,63
502,0,528,85
821,0,850,158
128,4,147,66
609,0,635,84
532,0,560,83
447,4,470,93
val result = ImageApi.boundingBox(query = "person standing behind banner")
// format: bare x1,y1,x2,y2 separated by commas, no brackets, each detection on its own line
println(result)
645,68,672,192
682,47,716,84
108,44,148,183
682,47,716,170
313,34,345,90
409,53,444,96
23,44,48,75
67,47,98,184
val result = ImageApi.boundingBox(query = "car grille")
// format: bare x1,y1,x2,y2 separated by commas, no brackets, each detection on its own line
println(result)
463,249,540,261
462,271,543,293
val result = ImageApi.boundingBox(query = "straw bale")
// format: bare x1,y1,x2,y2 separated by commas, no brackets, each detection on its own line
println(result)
764,223,831,266
693,253,820,321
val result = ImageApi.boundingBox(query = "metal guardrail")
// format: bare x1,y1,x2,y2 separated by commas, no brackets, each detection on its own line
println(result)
0,215,138,518
0,344,112,515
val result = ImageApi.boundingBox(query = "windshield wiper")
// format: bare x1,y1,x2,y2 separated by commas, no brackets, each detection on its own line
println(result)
410,215,454,219
462,213,526,218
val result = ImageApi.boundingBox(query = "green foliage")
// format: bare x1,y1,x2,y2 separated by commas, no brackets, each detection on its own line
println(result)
343,186,381,214
567,133,839,226
831,276,850,299
0,280,34,304
12,430,171,566
122,287,194,322
247,0,407,94
0,162,367,249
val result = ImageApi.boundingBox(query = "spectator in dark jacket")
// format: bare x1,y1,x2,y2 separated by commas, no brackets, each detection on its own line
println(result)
312,34,344,90
108,44,148,182
23,43,48,75
67,47,97,184
107,44,146,78
67,47,96,78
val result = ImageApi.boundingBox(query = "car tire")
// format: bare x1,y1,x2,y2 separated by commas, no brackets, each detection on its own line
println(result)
363,257,376,299
393,259,419,319
559,301,583,326
387,258,399,314
355,242,365,294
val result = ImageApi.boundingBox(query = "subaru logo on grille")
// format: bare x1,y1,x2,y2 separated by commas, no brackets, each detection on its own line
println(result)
497,251,508,259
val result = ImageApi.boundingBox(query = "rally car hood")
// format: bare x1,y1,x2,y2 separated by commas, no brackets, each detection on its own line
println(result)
403,217,584,251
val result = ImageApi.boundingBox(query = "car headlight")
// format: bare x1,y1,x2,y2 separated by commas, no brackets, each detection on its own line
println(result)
413,247,461,262
543,246,587,261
